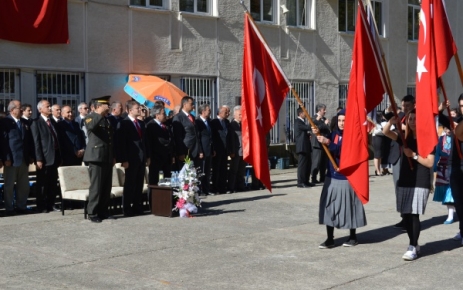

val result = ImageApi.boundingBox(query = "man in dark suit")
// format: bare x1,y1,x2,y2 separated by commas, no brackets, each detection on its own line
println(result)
83,96,115,223
75,102,89,144
1,100,34,215
31,99,62,213
107,101,123,130
58,105,86,166
210,105,230,194
116,100,147,216
228,106,246,193
145,104,174,186
310,104,330,184
195,103,215,196
20,103,34,126
294,108,314,188
172,96,202,168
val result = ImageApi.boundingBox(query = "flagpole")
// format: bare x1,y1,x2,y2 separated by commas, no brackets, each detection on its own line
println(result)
291,88,339,171
363,0,414,170
438,77,463,159
453,52,463,86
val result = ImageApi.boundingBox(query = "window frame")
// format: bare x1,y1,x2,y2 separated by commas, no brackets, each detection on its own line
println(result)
408,0,420,41
338,0,356,33
180,76,217,117
129,0,167,9
369,0,384,37
250,0,276,23
339,83,348,109
179,0,211,15
286,0,315,29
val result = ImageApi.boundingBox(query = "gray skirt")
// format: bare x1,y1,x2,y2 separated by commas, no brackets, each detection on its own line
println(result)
396,186,430,215
319,177,367,229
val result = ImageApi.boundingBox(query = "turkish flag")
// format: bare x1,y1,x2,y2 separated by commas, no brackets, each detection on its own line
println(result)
416,0,457,157
241,13,290,192
0,0,69,44
339,2,386,204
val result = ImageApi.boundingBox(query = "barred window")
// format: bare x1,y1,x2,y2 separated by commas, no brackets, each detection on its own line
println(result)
370,0,383,36
180,77,216,116
0,69,19,114
130,0,165,8
284,81,315,144
36,71,84,111
407,86,416,97
251,0,275,23
339,83,348,109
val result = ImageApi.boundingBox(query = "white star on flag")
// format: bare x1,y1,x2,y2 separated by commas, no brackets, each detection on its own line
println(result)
253,68,266,127
416,55,428,82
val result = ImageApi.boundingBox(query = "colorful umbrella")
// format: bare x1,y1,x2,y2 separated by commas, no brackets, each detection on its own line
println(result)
124,74,187,111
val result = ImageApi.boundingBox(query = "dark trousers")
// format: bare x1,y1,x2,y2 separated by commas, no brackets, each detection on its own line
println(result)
35,152,61,210
451,168,463,232
196,156,212,194
228,155,246,192
87,162,112,217
149,158,172,186
311,149,327,182
212,152,228,193
123,163,145,214
297,152,311,185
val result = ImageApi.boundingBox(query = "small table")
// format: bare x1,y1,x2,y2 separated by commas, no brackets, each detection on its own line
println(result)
149,185,177,217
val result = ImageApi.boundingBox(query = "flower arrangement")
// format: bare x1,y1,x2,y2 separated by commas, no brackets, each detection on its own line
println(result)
172,156,202,218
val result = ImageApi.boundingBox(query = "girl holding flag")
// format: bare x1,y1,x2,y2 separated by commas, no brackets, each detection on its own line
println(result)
383,109,435,261
316,109,367,249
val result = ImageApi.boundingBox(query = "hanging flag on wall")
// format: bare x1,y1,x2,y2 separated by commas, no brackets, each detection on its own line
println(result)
0,0,69,44
241,12,291,192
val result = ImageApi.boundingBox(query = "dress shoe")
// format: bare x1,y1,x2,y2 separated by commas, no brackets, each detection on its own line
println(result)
89,216,102,223
297,184,309,188
99,215,117,220
306,182,315,187
52,206,61,212
5,210,16,216
311,179,320,184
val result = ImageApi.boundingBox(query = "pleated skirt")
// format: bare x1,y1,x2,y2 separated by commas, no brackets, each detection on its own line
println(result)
319,178,367,229
397,186,430,215
433,185,454,205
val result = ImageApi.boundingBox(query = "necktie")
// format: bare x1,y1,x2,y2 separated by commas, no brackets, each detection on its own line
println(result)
46,119,59,149
221,119,227,134
204,120,210,132
161,123,166,130
188,115,194,123
134,119,142,138
17,120,22,131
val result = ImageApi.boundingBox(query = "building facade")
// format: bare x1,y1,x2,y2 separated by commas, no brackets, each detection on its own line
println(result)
1,0,462,143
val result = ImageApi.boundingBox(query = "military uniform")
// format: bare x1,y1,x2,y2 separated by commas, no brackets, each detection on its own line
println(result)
83,110,114,220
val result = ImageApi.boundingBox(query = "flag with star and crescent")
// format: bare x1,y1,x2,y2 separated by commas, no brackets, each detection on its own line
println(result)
338,1,386,204
241,12,291,192
416,0,457,157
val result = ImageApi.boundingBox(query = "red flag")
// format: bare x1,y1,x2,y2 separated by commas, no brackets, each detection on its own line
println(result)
241,13,290,192
416,0,457,157
339,2,386,204
0,0,69,44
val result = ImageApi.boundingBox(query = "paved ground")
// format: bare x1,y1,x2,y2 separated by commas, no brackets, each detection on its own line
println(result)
0,164,461,289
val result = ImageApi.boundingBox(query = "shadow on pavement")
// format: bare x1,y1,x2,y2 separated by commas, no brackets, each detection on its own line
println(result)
203,194,286,208
195,209,246,216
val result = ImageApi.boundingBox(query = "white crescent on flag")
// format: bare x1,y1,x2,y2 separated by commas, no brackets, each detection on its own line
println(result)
253,68,265,127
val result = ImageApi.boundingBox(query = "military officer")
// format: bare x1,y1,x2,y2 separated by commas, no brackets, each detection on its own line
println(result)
83,96,115,223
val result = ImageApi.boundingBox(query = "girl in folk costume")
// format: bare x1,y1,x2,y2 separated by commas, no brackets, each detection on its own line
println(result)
316,109,367,249
433,127,456,224
383,109,435,261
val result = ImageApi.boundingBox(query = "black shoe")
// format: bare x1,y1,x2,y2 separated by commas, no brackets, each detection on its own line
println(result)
5,210,16,216
52,206,61,212
311,179,320,184
99,215,117,220
319,239,335,249
297,184,309,188
89,216,102,223
305,182,315,187
342,239,359,247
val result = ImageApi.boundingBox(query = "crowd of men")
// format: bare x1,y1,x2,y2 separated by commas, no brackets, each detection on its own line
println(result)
0,96,253,222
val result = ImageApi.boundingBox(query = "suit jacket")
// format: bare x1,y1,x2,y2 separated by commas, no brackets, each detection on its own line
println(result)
83,112,113,163
294,118,312,154
58,120,86,165
145,119,173,163
195,117,214,157
116,116,146,165
172,112,202,158
210,117,230,155
31,116,61,166
2,115,34,166
74,115,88,144
228,120,242,156
311,116,331,149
